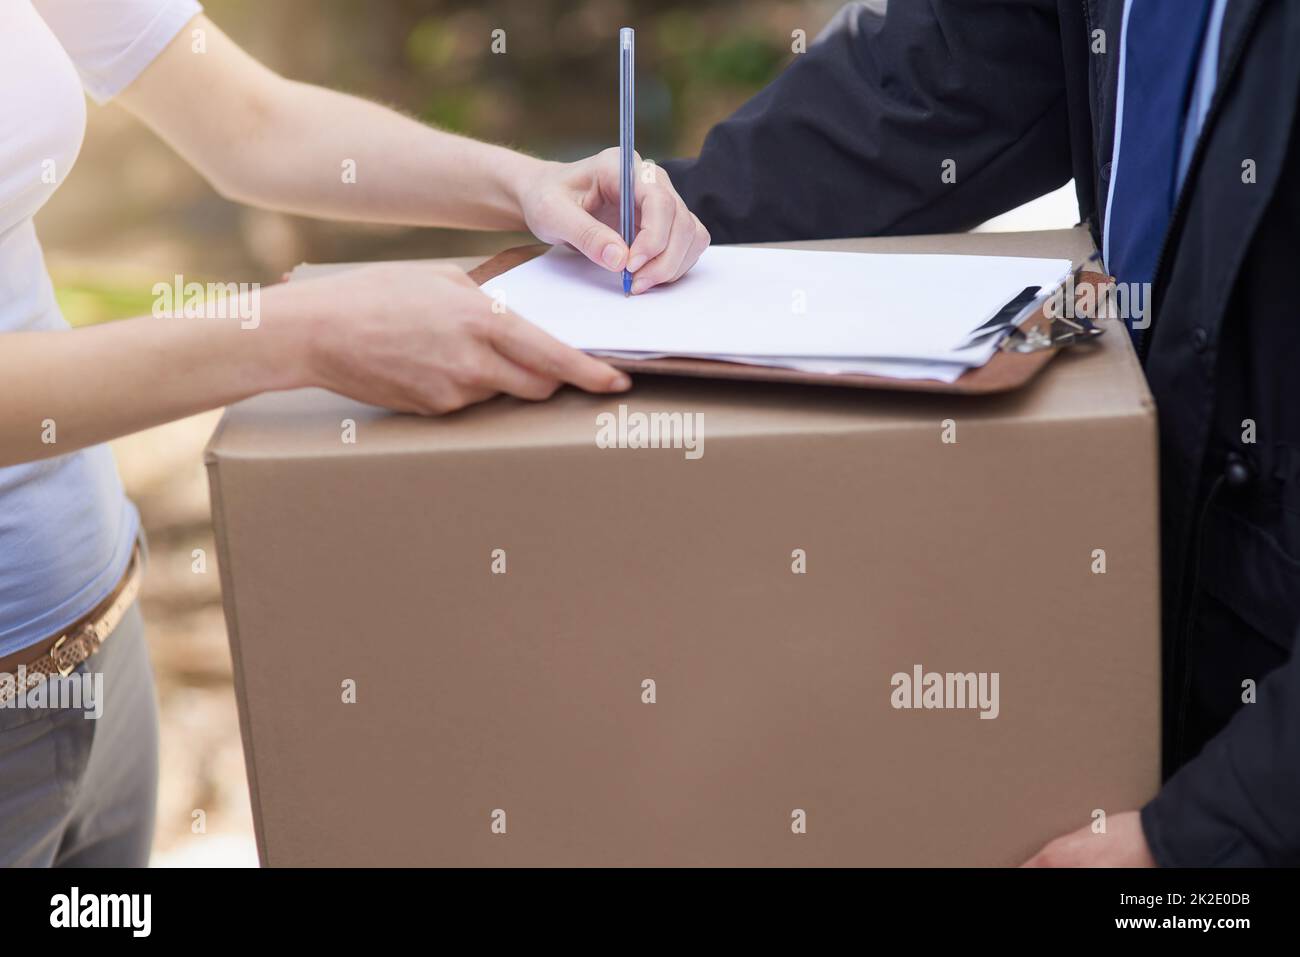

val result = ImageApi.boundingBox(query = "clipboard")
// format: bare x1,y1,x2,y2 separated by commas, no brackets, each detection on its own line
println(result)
469,244,1112,396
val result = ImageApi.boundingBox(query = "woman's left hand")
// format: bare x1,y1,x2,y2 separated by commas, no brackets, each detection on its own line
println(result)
517,148,710,295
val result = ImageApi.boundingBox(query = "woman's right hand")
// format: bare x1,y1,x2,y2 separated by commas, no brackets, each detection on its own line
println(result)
281,261,631,415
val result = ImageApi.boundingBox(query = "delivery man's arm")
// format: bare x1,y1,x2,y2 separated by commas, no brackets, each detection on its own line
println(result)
662,0,1073,242
1140,634,1300,866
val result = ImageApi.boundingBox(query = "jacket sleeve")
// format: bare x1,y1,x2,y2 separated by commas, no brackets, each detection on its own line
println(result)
661,0,1074,243
1141,629,1300,866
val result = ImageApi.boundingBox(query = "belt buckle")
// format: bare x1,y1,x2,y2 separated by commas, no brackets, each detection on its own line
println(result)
49,629,86,677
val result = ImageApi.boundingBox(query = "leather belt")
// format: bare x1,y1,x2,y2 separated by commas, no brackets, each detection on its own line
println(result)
0,545,144,706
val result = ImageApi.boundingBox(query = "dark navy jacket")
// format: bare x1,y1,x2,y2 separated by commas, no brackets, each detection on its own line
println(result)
664,0,1300,865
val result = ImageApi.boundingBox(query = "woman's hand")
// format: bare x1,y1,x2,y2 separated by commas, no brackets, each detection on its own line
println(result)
288,262,631,416
517,149,710,295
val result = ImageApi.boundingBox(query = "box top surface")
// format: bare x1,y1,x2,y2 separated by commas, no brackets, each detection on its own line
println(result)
207,229,1152,463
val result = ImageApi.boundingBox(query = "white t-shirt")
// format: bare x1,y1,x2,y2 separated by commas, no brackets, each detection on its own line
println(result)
0,0,201,656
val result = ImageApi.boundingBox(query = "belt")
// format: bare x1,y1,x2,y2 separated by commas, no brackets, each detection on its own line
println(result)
0,545,144,706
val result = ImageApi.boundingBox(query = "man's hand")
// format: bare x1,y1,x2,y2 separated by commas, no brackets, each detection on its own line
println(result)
1022,810,1156,867
518,148,710,295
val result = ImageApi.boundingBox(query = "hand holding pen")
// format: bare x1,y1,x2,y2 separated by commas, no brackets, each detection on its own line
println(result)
512,29,710,296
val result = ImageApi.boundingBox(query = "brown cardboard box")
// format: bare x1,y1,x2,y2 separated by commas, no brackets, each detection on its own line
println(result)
205,228,1160,866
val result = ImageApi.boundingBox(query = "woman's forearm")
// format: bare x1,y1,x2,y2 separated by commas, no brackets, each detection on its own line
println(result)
217,79,552,230
117,17,550,232
1,262,633,469
0,288,305,468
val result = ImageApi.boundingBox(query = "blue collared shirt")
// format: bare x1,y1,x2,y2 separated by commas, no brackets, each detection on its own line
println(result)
1177,0,1231,191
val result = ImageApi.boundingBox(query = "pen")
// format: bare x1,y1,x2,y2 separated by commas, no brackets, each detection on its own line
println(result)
619,26,635,296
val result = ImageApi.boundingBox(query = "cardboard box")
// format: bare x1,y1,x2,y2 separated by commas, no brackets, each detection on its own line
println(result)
205,228,1160,866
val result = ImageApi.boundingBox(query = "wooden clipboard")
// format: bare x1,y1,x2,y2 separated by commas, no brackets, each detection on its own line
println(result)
469,244,1110,396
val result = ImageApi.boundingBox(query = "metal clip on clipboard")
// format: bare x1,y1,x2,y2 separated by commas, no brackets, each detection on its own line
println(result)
999,253,1108,354
1001,310,1105,353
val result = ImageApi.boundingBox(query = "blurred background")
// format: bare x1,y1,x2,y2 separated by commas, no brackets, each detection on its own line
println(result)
34,0,1076,866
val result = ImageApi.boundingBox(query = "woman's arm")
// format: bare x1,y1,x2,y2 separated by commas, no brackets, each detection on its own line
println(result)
116,16,708,292
0,263,629,468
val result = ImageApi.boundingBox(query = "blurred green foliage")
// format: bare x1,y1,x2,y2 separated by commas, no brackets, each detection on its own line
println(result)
56,283,160,328
208,0,824,157
656,11,785,88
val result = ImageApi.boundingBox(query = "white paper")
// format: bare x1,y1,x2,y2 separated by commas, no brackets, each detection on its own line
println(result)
483,246,1070,367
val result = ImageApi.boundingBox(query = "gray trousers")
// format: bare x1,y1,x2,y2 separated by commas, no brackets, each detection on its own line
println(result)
0,603,159,866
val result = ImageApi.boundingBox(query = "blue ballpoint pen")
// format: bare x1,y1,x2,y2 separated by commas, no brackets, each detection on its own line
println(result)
619,27,635,296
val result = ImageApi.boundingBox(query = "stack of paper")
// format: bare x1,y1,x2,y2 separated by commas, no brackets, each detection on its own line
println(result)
482,246,1072,383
